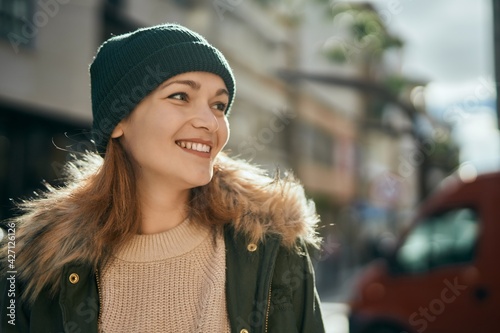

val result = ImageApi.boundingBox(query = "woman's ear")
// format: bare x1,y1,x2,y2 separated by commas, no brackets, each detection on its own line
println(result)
111,123,125,138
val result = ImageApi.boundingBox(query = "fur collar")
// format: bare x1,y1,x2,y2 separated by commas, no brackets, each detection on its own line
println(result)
213,155,320,246
1,154,320,301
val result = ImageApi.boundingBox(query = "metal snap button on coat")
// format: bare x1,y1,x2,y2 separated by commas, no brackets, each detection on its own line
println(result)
69,273,80,284
247,243,257,252
240,329,249,333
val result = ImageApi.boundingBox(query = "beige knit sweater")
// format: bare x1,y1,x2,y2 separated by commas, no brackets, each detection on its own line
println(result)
99,219,231,333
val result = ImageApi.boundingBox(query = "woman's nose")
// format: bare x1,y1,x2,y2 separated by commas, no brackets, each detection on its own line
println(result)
192,105,219,132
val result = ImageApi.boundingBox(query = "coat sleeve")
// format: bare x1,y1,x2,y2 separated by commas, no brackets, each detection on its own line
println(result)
270,240,326,333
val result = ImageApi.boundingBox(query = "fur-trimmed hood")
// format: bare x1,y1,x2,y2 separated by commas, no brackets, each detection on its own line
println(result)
1,154,320,302
210,155,320,247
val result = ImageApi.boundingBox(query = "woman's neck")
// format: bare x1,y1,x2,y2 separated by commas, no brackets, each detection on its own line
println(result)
137,180,190,235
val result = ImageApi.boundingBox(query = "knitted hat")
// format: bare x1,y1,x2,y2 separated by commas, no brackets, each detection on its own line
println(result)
89,23,235,154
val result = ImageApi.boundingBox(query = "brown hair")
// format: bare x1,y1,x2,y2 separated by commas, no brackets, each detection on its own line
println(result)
73,138,142,267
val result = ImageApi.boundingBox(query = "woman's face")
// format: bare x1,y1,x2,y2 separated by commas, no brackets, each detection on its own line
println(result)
112,71,230,190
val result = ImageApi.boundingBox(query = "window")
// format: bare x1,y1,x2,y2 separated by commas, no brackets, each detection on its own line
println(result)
0,0,32,46
395,208,479,274
298,122,335,167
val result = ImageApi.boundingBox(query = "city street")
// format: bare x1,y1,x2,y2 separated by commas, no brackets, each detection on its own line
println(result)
0,1,497,332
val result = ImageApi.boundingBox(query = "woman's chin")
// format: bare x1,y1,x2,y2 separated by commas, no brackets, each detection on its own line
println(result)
187,173,214,188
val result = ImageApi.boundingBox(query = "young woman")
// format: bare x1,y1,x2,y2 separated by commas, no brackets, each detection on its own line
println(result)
1,23,325,333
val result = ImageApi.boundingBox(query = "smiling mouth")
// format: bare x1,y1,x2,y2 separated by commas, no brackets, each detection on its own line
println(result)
175,140,212,153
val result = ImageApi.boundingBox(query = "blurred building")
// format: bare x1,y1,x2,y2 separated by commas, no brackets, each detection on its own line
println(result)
0,0,101,221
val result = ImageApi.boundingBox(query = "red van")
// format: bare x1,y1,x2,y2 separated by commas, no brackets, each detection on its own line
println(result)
348,171,500,333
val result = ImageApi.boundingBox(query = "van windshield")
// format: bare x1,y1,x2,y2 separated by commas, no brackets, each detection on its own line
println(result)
395,208,479,274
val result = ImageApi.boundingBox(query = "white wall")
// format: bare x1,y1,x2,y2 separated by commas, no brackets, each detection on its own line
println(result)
0,0,101,123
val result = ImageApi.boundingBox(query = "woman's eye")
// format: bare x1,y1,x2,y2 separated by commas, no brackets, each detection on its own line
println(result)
168,92,188,101
213,102,227,112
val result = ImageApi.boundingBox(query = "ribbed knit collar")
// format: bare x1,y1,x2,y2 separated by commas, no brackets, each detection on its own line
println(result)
113,219,211,263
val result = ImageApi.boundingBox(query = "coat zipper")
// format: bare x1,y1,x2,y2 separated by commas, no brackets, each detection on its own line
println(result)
263,240,280,333
95,269,102,330
264,284,272,333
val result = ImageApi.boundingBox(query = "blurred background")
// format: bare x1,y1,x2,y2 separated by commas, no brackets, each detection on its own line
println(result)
0,0,498,332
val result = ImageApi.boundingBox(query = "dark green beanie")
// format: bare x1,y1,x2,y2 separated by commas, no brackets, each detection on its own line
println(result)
89,23,235,154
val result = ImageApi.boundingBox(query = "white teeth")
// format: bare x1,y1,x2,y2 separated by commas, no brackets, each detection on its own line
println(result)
177,141,211,153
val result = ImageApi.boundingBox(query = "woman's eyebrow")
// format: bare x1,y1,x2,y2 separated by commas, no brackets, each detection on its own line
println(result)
216,88,229,97
159,80,201,90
